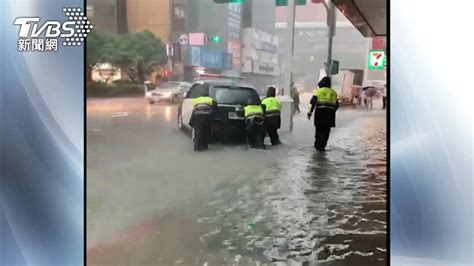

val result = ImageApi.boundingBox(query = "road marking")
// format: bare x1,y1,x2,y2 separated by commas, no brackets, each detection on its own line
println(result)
110,112,128,118
88,128,102,133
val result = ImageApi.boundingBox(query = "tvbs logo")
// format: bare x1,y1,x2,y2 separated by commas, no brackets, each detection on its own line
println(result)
14,7,93,52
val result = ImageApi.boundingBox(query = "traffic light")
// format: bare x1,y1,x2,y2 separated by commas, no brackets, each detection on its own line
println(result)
207,35,221,43
276,0,306,6
213,0,245,3
331,60,339,75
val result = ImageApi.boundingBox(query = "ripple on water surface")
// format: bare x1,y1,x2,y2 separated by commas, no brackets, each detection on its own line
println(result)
197,116,387,265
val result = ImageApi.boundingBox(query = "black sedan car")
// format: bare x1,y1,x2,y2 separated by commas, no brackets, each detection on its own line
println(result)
177,79,261,142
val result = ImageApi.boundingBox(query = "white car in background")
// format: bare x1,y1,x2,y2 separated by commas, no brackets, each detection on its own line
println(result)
146,81,192,104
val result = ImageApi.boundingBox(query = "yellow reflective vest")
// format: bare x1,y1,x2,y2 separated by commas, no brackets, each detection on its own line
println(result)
261,97,282,115
244,105,264,118
313,87,337,109
192,96,214,107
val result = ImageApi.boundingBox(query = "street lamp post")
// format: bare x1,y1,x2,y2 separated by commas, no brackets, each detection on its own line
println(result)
321,0,336,78
283,0,296,96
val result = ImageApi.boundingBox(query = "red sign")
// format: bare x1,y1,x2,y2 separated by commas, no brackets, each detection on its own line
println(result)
372,37,385,50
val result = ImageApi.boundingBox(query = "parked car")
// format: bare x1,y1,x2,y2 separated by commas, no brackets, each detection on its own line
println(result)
177,79,261,142
146,81,192,104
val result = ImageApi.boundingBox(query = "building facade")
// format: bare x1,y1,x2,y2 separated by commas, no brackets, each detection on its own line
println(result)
180,0,239,81
240,0,279,91
275,2,368,91
87,0,127,34
126,0,172,43
241,28,280,93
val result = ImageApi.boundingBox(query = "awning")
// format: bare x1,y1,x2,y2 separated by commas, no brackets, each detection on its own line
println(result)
332,0,386,37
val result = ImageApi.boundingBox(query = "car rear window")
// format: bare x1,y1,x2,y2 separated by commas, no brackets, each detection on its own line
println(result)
210,86,260,105
158,82,180,89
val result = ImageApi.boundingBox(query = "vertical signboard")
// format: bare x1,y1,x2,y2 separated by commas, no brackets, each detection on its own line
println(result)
189,33,205,46
224,53,233,70
171,0,186,40
368,50,385,69
227,3,242,74
189,46,201,66
372,37,385,50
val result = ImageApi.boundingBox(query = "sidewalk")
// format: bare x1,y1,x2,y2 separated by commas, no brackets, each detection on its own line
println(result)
298,92,385,111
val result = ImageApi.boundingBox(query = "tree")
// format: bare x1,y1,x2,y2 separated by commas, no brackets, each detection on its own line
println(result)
108,30,167,83
86,31,115,83
87,30,167,83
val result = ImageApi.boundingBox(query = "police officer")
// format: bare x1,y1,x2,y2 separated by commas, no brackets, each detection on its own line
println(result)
307,76,339,151
244,102,265,149
261,86,282,145
189,91,216,152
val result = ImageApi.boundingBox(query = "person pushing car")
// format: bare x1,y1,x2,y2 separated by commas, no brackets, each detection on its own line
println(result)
261,86,282,145
189,91,216,152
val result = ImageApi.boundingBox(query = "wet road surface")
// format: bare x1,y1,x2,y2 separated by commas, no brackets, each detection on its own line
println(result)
87,96,386,265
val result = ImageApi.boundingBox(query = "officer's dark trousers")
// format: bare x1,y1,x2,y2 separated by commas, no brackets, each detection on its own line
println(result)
265,116,281,145
246,119,265,149
247,126,265,148
314,127,331,150
193,115,211,151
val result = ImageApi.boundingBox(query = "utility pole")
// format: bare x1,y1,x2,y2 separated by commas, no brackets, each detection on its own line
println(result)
283,0,296,96
322,0,336,78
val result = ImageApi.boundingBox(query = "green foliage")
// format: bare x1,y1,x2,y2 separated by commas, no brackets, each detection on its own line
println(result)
87,82,143,97
86,31,115,66
87,29,167,83
112,79,133,85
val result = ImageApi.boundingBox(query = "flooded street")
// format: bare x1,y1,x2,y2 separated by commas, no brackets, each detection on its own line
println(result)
87,97,386,266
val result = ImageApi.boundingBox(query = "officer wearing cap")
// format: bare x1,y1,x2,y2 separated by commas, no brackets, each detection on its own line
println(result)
307,76,339,151
261,86,282,145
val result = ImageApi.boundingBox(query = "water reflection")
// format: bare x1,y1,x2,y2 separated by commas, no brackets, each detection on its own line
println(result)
197,115,386,265
165,106,172,122
145,104,152,120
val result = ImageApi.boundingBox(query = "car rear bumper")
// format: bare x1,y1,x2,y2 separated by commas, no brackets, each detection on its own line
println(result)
147,95,173,102
211,121,246,142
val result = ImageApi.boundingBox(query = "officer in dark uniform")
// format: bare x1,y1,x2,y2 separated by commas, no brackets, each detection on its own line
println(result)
244,102,265,149
261,86,282,145
189,91,216,152
307,76,339,151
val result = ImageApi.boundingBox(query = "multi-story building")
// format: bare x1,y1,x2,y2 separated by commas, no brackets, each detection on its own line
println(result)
126,0,172,43
242,0,276,34
241,28,280,93
275,2,368,91
88,0,184,43
181,0,239,80
87,0,128,34
239,0,279,91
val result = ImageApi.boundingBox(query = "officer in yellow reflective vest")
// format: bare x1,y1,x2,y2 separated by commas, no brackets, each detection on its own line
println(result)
244,103,265,149
261,86,282,145
307,76,339,151
190,92,216,152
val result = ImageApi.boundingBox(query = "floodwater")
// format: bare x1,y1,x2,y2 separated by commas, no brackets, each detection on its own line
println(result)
194,113,387,265
87,97,386,266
